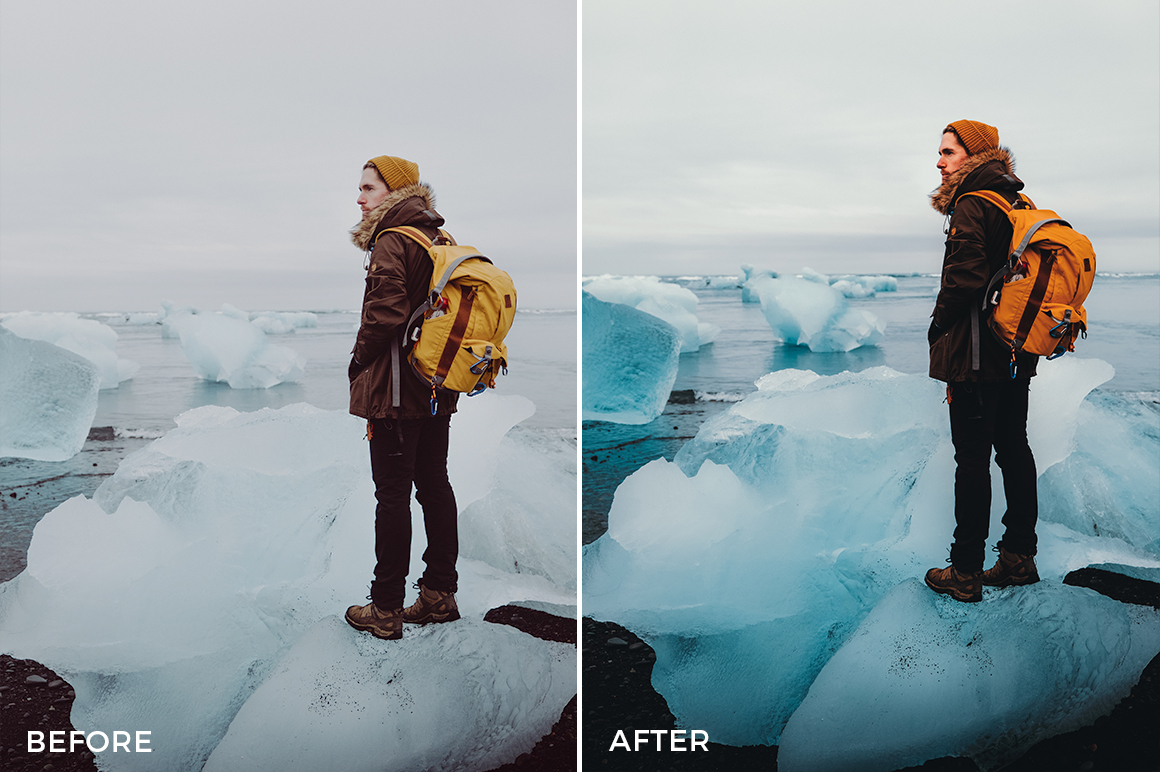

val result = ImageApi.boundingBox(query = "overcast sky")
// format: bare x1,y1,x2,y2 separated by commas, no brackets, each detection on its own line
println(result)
583,0,1160,278
0,0,576,313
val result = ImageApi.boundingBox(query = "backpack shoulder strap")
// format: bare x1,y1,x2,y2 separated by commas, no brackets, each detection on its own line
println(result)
378,225,434,250
960,190,1036,212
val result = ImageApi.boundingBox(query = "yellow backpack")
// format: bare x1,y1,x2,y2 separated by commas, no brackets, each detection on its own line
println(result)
961,190,1096,376
379,226,516,413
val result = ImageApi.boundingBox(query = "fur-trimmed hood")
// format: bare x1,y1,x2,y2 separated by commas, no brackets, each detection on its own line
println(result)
930,146,1019,215
350,182,437,251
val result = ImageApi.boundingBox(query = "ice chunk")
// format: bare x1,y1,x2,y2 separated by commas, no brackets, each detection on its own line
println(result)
778,580,1160,772
250,311,318,334
169,311,305,388
583,359,1158,746
0,395,574,771
203,616,574,772
829,274,899,298
0,327,101,461
756,276,885,352
583,274,718,352
1,311,138,388
582,291,680,424
741,264,778,303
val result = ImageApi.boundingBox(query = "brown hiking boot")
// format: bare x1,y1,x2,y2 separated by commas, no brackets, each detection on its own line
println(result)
345,599,403,640
982,547,1040,588
925,565,982,603
402,583,460,625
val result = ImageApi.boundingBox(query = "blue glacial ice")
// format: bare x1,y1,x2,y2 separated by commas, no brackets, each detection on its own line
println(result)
755,275,885,352
740,264,778,303
0,327,102,461
582,274,719,352
778,580,1160,772
582,357,1160,754
583,291,681,425
168,309,306,388
0,393,575,771
1,311,138,389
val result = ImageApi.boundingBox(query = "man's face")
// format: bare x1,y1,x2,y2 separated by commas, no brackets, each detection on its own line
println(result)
357,167,390,218
937,132,969,182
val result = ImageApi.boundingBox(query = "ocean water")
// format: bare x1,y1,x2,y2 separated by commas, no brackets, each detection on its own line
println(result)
0,308,576,581
582,273,1160,543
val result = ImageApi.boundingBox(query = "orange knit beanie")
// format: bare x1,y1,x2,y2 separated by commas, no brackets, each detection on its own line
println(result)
946,120,998,155
367,156,419,191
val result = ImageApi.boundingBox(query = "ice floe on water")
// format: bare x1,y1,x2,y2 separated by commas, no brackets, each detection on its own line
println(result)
1,311,139,389
582,291,680,425
754,275,886,352
0,393,575,771
168,309,306,389
583,357,1160,757
0,327,101,461
582,274,719,353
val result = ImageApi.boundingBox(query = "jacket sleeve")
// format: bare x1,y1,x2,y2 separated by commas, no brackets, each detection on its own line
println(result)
352,233,410,365
932,195,993,331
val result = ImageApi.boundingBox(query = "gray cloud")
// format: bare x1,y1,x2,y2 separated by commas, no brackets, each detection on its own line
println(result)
1,1,577,312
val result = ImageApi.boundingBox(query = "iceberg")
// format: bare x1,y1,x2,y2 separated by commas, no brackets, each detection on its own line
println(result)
582,358,1160,752
755,276,885,352
582,274,719,352
0,327,102,461
0,394,575,771
778,580,1160,772
1,311,138,388
740,264,777,304
169,311,305,388
582,291,681,425
830,274,899,298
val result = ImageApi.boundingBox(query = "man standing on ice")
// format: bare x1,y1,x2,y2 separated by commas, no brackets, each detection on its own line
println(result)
344,155,461,640
924,121,1040,603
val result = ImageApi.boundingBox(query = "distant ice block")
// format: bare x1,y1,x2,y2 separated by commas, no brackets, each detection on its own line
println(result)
741,264,778,303
583,359,1160,747
0,327,101,461
756,276,885,352
0,395,575,771
583,274,719,352
582,291,680,425
203,617,574,772
170,311,305,388
830,274,898,298
250,311,318,334
777,580,1160,772
1,311,138,388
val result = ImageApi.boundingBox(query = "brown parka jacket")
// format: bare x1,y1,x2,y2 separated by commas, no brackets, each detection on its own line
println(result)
348,182,459,420
928,147,1039,382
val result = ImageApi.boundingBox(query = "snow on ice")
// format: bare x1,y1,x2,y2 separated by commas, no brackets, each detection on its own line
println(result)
582,275,719,353
0,394,575,771
582,291,681,425
582,357,1160,757
0,327,101,461
1,311,138,389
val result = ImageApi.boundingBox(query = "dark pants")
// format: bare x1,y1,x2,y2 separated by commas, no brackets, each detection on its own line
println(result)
947,379,1038,573
368,415,458,610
